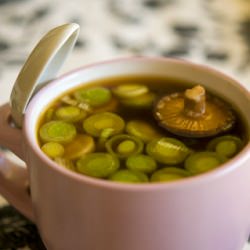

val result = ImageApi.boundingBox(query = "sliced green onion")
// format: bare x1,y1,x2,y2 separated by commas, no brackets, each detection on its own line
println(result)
151,167,190,182
185,151,226,174
39,121,76,143
121,92,156,109
126,120,163,142
146,137,191,165
73,87,111,107
55,106,87,122
105,134,144,159
64,134,95,159
109,169,148,183
117,140,136,155
126,154,157,174
92,97,119,113
83,112,125,137
112,84,148,98
207,135,243,158
41,142,64,158
76,153,120,178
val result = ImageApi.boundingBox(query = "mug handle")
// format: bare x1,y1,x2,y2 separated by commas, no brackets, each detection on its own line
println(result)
0,103,35,221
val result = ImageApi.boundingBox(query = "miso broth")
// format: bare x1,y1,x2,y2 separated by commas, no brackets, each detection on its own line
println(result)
37,76,247,183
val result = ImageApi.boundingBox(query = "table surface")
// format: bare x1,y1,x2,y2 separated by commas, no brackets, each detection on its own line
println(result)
0,0,249,249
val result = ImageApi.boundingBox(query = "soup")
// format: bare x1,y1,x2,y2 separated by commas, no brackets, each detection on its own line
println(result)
37,76,246,183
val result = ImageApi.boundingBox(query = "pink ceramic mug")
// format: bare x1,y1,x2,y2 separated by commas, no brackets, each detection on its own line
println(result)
0,57,250,250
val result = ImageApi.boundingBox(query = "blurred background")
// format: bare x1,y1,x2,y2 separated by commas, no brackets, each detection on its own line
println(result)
0,0,249,249
0,0,249,103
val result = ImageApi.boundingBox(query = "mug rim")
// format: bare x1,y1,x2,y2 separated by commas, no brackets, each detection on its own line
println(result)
24,55,250,191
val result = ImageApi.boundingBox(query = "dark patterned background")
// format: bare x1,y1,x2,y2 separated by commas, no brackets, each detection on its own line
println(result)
0,0,249,249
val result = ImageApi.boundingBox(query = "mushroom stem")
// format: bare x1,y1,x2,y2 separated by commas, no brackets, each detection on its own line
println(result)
184,85,206,118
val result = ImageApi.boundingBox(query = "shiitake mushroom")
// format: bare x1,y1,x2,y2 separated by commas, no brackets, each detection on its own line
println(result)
154,85,235,138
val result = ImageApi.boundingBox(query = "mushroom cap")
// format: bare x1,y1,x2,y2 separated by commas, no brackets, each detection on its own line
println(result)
154,86,235,138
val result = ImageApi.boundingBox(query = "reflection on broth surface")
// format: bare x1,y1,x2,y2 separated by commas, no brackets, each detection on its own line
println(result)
37,76,247,183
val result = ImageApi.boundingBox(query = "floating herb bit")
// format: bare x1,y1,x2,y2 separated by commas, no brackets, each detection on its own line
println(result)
76,153,120,178
77,102,92,113
41,142,64,158
83,112,125,137
109,169,148,183
73,87,111,107
55,106,87,122
112,84,149,98
39,121,76,143
151,167,191,182
61,95,78,106
126,120,163,142
207,135,243,158
154,85,235,137
64,134,95,159
106,134,144,158
185,151,226,174
44,108,55,122
146,137,191,164
126,154,157,174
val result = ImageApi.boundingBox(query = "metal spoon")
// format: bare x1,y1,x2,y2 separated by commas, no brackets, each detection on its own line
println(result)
10,23,80,127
